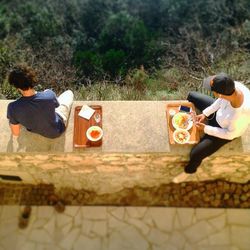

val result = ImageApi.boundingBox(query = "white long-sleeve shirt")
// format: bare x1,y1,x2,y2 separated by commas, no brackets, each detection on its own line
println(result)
202,81,250,140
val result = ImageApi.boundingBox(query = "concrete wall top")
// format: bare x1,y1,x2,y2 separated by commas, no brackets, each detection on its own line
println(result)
1,100,249,154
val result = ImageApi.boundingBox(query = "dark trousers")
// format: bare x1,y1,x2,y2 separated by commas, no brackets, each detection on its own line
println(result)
185,91,232,173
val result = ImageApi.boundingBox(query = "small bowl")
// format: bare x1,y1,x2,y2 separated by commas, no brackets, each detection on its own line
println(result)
86,126,103,142
169,109,176,117
173,129,190,144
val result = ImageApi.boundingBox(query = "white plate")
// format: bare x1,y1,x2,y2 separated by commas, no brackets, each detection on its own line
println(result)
173,129,191,144
172,112,193,130
86,126,103,142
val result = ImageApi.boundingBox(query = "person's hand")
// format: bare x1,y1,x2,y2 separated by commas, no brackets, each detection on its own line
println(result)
195,122,205,132
196,114,206,123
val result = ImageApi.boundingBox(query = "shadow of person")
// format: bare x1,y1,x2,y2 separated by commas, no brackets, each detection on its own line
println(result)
7,127,66,153
169,136,244,156
7,135,15,152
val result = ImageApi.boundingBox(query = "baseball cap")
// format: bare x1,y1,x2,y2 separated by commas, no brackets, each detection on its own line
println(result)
203,72,235,96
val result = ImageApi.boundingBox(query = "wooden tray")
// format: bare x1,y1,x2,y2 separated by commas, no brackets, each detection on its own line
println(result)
166,101,200,145
73,105,103,148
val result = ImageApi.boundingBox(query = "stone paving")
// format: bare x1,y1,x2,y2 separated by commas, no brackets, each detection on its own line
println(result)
0,206,250,250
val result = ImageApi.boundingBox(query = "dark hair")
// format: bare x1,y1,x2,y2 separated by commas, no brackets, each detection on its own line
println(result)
211,72,235,96
8,64,38,90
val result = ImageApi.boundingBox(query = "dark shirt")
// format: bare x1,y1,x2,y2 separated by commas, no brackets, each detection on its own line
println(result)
7,90,65,138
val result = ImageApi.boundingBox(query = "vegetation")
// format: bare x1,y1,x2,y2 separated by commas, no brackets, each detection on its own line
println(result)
0,0,249,100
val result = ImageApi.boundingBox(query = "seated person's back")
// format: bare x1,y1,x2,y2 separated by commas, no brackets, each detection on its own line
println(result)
8,89,65,138
7,64,73,138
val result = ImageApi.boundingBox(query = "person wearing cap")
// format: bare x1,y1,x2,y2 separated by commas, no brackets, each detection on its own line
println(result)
7,64,74,139
183,72,250,175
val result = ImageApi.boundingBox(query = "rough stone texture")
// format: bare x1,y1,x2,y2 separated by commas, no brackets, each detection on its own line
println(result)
0,153,250,189
0,180,249,208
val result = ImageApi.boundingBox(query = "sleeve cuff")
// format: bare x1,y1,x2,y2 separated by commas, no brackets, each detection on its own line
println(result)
204,125,209,134
202,109,210,117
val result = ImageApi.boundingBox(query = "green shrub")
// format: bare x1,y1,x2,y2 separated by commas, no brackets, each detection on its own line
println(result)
74,50,103,78
125,66,149,92
0,45,13,85
0,79,20,99
101,49,126,77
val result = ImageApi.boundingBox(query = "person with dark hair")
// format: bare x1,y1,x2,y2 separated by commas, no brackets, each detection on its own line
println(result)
174,73,250,182
7,64,74,138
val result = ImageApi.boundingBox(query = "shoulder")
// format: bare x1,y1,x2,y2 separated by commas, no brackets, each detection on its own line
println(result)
7,100,20,117
214,98,224,105
7,99,22,110
37,89,57,99
235,82,250,109
235,81,250,94
42,89,57,96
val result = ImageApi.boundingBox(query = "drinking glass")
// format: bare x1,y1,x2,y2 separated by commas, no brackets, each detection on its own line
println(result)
94,112,101,124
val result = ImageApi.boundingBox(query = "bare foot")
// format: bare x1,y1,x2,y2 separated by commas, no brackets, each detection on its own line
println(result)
173,172,192,183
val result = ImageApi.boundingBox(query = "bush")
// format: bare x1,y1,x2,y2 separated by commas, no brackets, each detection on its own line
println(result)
74,11,163,80
125,66,149,91
22,6,63,44
73,50,103,79
0,44,14,86
0,0,250,96
101,49,126,78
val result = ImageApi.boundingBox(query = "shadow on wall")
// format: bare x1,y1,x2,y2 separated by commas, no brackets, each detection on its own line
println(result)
7,127,66,152
221,137,243,152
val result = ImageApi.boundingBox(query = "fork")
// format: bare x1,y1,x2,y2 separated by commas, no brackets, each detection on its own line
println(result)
184,117,192,126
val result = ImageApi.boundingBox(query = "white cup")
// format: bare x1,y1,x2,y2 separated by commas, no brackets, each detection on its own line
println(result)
169,109,176,117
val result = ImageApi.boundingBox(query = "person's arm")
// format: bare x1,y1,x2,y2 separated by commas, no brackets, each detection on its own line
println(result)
204,125,236,140
7,103,21,136
204,115,248,140
202,98,222,117
51,90,60,107
10,123,21,137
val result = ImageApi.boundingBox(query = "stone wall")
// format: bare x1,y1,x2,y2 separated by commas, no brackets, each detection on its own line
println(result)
0,153,249,207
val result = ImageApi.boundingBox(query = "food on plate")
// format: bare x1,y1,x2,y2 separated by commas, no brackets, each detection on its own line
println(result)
86,126,103,141
90,129,101,139
172,112,192,130
173,129,190,144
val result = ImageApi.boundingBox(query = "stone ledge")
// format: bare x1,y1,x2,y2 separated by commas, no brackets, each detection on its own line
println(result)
1,100,249,154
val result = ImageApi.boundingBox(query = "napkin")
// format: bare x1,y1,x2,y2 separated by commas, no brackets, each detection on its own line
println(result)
78,105,95,120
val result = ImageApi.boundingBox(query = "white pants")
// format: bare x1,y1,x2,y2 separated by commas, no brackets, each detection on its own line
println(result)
55,90,74,126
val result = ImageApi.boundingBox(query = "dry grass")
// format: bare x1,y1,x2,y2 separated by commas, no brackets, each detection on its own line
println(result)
1,50,249,101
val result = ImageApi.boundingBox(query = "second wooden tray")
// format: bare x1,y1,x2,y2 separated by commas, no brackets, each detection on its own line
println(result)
166,101,200,145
